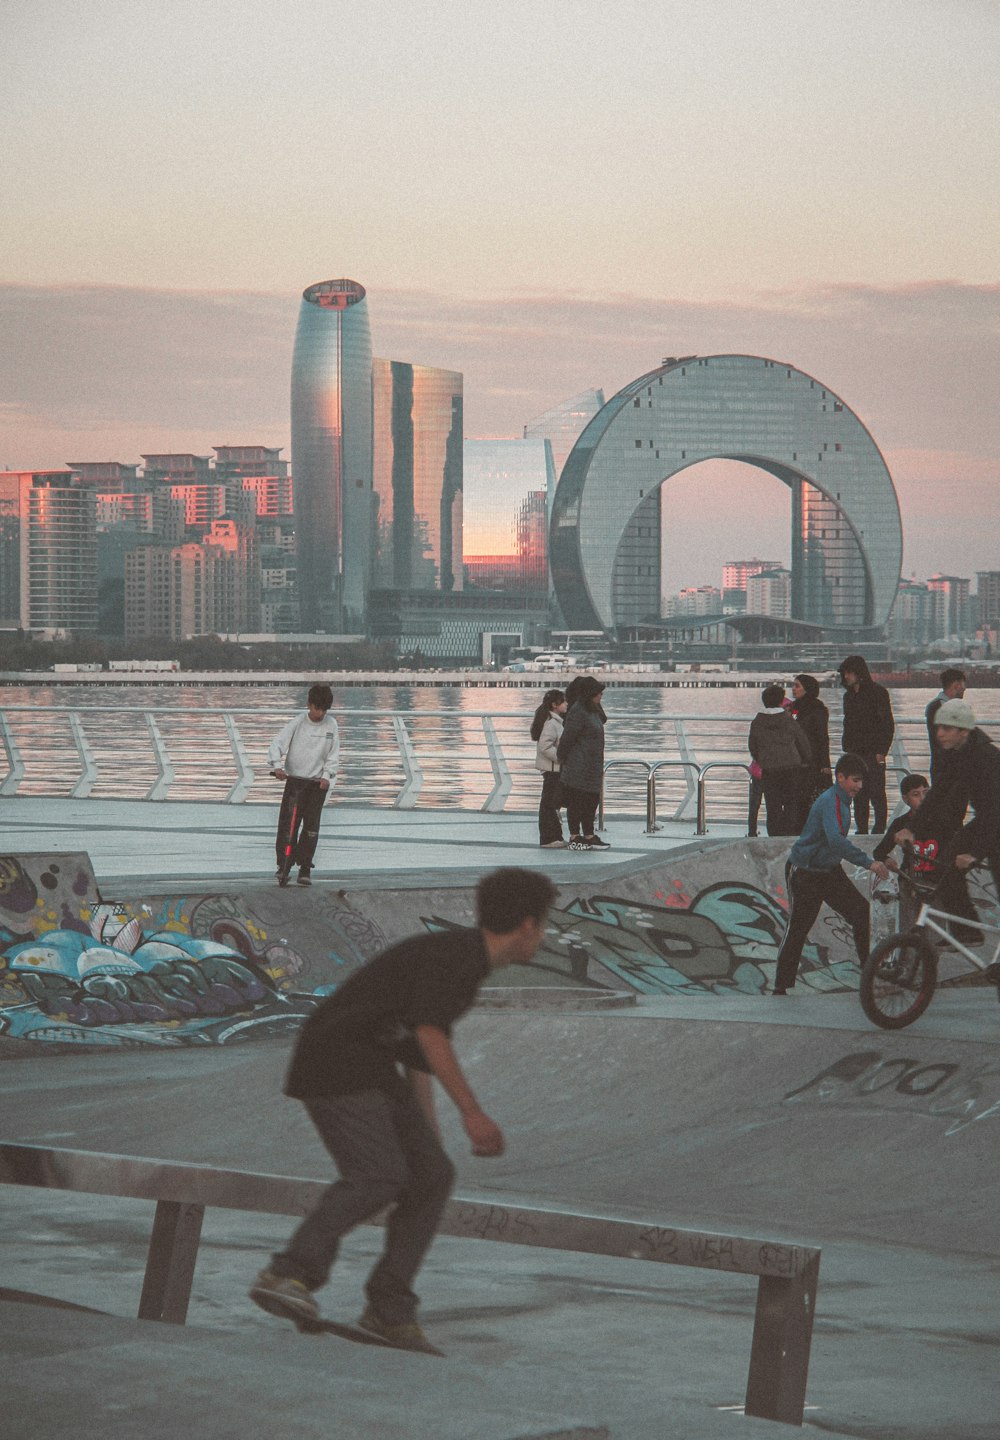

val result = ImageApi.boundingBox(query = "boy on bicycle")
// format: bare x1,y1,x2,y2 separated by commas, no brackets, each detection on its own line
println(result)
896,699,1000,948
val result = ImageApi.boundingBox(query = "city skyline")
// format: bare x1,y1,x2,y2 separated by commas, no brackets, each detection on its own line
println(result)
2,1,997,588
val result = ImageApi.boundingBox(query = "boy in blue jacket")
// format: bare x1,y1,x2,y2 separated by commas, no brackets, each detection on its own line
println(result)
772,753,892,994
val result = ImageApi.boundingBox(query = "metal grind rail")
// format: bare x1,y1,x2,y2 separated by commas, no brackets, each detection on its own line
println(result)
0,1141,821,1426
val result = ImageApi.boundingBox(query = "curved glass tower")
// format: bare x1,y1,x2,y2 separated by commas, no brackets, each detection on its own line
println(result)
291,279,373,632
550,354,902,637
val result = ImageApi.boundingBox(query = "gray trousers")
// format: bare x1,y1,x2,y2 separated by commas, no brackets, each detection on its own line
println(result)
271,1088,455,1323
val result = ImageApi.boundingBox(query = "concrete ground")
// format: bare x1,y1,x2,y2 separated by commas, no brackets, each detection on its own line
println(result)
1,798,998,1437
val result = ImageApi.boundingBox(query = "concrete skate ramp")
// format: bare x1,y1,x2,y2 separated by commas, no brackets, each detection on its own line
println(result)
4,1011,997,1260
2,841,994,1049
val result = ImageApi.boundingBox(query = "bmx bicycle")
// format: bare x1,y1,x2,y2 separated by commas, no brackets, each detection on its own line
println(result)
859,864,1000,1030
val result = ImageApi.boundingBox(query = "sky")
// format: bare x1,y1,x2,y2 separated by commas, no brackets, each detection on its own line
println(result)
2,0,998,589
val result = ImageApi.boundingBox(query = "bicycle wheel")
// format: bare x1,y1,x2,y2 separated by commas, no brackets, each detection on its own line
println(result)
859,931,937,1030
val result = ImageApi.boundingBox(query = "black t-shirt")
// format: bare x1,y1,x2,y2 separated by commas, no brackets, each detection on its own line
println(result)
285,927,490,1099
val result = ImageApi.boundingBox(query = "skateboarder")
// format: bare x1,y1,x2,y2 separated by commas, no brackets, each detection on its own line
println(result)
268,683,339,886
250,866,557,1353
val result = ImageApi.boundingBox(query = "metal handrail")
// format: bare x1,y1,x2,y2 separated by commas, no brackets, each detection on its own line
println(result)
0,704,988,831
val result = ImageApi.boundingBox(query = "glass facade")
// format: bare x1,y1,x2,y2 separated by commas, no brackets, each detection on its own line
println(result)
550,355,902,637
291,278,373,632
523,388,606,479
462,438,556,593
372,359,463,592
19,471,98,634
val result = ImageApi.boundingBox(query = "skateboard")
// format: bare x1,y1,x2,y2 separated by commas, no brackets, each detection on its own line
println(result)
299,1315,445,1355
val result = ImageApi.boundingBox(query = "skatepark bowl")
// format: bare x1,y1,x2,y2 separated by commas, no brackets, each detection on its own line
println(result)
0,819,998,1439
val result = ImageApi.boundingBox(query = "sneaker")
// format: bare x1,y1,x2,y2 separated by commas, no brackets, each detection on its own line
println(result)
357,1305,444,1356
568,838,589,851
297,869,312,886
583,835,610,849
276,859,294,887
540,840,568,849
250,1269,319,1326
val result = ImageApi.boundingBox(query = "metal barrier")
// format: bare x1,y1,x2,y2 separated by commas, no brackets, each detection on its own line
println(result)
0,702,961,832
0,1140,821,1425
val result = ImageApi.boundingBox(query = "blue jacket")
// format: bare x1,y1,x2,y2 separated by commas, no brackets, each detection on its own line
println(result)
788,782,873,873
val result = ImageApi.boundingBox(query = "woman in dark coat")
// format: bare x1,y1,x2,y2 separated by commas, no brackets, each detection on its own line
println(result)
556,675,609,851
838,654,895,834
790,672,832,829
748,683,812,837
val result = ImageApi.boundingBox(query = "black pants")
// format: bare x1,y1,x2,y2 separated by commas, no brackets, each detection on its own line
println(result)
538,770,565,844
275,776,325,871
271,1090,455,1324
932,846,1000,944
774,862,870,991
562,783,599,838
747,775,763,836
762,769,801,837
853,753,887,834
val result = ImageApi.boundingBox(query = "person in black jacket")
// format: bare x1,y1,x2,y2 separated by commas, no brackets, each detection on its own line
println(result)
557,675,609,850
790,673,832,829
925,667,966,785
837,655,895,834
748,684,812,837
897,699,1000,947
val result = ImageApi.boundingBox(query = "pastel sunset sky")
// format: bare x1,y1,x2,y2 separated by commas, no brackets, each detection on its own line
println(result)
2,0,997,588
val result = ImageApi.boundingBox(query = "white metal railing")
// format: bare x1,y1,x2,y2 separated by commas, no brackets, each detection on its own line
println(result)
0,705,979,830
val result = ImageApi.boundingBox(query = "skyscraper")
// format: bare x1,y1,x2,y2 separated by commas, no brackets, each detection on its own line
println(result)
372,359,463,592
290,278,373,632
18,471,97,635
523,388,606,480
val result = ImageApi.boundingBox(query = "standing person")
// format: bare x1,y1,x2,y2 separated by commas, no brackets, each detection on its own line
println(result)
837,655,895,834
250,868,556,1354
873,773,930,931
268,683,339,886
897,699,1000,947
772,754,893,995
925,667,966,784
790,673,832,829
747,684,812,837
557,675,609,851
531,688,568,848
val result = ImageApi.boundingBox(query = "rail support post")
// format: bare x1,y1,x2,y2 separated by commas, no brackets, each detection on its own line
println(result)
745,1250,820,1425
138,1199,205,1324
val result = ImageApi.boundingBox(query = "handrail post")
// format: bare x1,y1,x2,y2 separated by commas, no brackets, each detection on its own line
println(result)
392,715,422,808
696,767,708,835
645,770,658,833
145,714,175,800
0,711,25,795
482,716,512,813
68,712,99,798
223,714,254,803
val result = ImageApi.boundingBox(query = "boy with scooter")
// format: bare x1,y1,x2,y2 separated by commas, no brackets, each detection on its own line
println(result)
268,684,339,886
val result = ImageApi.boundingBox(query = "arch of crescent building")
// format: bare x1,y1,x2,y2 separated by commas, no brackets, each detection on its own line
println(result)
549,353,902,637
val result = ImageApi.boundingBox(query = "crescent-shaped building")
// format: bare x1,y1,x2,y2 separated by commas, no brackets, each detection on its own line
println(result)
550,354,902,639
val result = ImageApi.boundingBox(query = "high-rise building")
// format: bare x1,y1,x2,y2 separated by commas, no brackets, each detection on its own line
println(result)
124,518,260,642
18,471,97,635
0,473,22,629
372,359,463,592
722,558,784,591
926,574,972,639
463,439,556,594
747,567,792,619
888,579,935,647
664,585,723,617
976,571,1000,629
290,278,373,632
523,389,606,479
141,454,213,484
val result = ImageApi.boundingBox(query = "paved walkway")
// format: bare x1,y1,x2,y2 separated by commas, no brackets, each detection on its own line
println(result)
0,795,745,890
